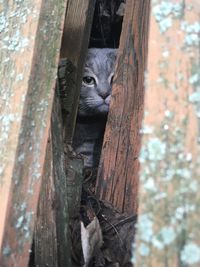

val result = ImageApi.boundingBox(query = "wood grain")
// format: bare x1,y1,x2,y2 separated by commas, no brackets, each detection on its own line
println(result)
95,0,151,214
34,89,73,267
135,0,200,266
50,90,72,267
0,0,67,265
34,1,95,266
34,136,58,267
60,0,96,143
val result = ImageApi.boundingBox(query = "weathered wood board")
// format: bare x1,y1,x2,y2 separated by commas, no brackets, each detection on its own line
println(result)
34,1,95,266
34,89,72,267
95,0,151,214
134,0,200,266
60,0,96,143
0,0,67,265
34,134,58,267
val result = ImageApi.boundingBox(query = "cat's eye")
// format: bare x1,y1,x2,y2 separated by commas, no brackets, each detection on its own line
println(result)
110,74,114,84
82,76,95,86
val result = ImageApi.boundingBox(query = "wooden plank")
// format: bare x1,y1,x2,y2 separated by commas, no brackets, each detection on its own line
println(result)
134,0,200,266
34,88,73,267
95,0,151,214
34,66,84,267
34,136,58,267
50,90,72,267
34,1,95,266
0,0,67,265
60,0,96,143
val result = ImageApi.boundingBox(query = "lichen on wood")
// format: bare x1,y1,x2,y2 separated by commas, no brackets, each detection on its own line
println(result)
134,0,200,266
0,0,67,265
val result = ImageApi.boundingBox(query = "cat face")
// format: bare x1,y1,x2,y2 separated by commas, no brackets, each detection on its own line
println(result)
78,48,117,116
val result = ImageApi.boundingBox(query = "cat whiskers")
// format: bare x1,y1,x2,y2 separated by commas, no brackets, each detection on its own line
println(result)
85,98,104,107
79,105,90,112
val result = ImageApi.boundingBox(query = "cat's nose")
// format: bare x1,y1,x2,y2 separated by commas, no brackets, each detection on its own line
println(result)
99,92,109,99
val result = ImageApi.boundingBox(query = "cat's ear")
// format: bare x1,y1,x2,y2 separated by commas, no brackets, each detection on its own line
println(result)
108,49,117,61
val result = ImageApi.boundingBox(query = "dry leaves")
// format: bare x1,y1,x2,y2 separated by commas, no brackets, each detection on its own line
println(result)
81,217,103,267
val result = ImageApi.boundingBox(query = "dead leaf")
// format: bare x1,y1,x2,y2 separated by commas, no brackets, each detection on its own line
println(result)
81,217,103,267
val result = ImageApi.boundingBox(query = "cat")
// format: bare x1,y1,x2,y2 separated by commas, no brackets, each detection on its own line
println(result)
73,48,117,168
